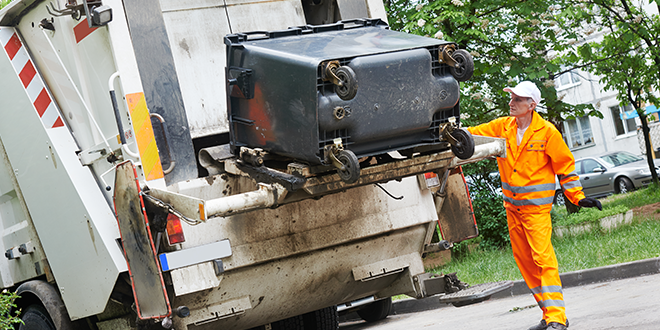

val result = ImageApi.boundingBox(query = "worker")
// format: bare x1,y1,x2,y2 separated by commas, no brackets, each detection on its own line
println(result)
467,81,602,330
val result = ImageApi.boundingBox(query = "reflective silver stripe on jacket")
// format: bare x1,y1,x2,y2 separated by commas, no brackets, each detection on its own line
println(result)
558,172,579,181
561,179,582,191
504,196,555,206
502,182,556,194
530,285,564,295
541,299,566,308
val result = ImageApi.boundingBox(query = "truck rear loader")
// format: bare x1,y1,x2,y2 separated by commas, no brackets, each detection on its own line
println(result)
0,0,510,329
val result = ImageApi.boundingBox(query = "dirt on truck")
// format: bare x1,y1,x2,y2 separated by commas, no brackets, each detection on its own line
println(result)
0,0,510,329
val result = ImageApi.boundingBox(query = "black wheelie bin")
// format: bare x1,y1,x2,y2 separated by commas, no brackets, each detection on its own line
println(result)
224,18,474,184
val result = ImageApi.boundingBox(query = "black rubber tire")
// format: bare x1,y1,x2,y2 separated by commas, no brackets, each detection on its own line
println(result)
337,149,360,184
616,177,633,194
19,305,56,330
450,128,475,160
302,306,339,330
449,49,474,82
334,66,358,100
356,297,392,323
271,314,305,330
553,190,566,206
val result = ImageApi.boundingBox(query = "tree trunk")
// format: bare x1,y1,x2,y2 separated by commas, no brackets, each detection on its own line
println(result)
638,112,659,186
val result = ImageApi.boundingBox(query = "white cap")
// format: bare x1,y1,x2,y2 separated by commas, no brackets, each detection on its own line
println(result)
504,81,541,105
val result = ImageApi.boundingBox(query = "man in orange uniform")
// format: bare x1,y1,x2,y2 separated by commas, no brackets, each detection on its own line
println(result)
467,81,602,330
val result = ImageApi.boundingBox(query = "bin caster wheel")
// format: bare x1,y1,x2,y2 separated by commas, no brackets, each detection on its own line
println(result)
335,66,358,100
450,128,475,160
449,49,474,82
337,149,360,184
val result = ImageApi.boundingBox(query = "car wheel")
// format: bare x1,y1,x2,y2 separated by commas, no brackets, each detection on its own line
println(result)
616,177,633,194
356,297,392,323
553,190,565,206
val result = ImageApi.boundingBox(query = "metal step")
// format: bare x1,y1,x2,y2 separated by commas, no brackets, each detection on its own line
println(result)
438,281,514,307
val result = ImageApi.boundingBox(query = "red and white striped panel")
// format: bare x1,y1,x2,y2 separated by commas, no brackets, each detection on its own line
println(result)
0,27,64,129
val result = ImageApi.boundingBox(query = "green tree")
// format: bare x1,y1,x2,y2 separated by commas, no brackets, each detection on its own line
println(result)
558,0,660,186
0,290,21,329
385,0,598,129
385,1,596,217
0,0,11,10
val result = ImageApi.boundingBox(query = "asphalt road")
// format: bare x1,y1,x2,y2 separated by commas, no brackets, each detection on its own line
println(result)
339,272,660,330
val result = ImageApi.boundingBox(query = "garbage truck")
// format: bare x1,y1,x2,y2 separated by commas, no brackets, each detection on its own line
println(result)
0,0,511,329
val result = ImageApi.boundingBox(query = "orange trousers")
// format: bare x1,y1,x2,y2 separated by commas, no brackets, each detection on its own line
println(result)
507,209,567,325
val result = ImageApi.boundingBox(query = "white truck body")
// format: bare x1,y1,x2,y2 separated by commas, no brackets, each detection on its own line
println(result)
0,0,507,329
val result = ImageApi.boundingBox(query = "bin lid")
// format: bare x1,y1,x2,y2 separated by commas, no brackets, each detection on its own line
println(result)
225,20,452,62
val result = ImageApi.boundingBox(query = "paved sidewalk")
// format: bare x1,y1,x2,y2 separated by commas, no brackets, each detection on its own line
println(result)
392,256,660,315
340,256,660,322
341,272,660,330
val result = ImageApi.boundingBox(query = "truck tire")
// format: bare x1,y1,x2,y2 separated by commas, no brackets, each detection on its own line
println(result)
270,314,305,330
302,306,338,330
19,305,56,330
356,297,392,323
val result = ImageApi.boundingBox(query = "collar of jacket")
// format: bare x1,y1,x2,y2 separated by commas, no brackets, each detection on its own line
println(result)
503,111,546,161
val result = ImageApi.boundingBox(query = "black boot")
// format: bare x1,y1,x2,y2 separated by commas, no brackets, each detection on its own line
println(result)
527,320,547,330
547,322,568,330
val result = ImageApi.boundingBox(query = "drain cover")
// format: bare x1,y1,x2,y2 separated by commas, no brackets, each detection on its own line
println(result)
438,281,514,307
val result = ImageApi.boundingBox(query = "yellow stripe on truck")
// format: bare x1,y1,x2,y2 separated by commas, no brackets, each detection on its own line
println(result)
126,92,164,181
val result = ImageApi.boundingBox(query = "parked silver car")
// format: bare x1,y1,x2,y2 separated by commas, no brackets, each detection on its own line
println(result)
555,151,660,204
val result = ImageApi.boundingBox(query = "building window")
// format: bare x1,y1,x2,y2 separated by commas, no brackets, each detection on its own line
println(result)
556,71,581,90
563,115,594,149
610,104,637,136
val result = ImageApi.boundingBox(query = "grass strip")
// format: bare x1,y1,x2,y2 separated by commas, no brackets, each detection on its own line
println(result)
430,185,660,285
429,219,660,285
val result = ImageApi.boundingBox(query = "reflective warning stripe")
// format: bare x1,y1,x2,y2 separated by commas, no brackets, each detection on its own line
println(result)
73,20,97,43
126,93,164,181
0,27,64,129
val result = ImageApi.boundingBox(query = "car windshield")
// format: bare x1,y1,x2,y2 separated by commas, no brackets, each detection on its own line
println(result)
599,152,643,167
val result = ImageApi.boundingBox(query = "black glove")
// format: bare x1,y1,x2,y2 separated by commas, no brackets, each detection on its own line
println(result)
578,197,602,211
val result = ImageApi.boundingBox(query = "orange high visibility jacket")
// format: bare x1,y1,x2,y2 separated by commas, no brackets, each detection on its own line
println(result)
468,111,585,213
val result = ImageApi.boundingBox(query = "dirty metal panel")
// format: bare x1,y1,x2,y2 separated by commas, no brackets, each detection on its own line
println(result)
170,262,221,296
178,176,437,272
148,188,205,221
123,0,198,184
352,252,422,282
113,161,170,319
0,139,47,288
299,137,505,196
336,0,368,19
159,239,231,271
187,295,252,326
437,169,478,243
172,225,428,330
159,0,306,138
365,0,389,24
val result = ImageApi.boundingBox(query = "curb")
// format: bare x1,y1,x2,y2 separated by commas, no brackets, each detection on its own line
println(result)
341,256,660,321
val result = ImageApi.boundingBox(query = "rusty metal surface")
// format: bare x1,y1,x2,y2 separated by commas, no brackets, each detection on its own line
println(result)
175,176,436,273
436,172,478,243
172,225,428,330
113,161,170,319
293,136,504,198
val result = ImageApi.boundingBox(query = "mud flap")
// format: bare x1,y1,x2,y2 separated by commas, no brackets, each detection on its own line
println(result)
113,160,171,319
438,281,513,307
436,167,478,243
